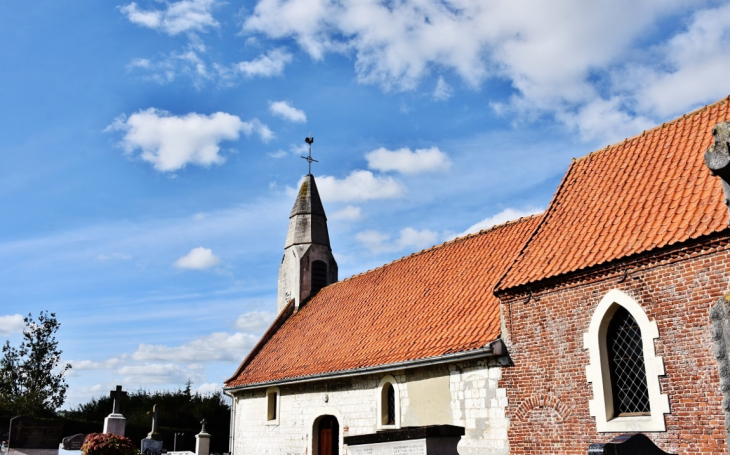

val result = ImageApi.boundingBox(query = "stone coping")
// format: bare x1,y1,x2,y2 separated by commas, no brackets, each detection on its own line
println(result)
343,425,465,446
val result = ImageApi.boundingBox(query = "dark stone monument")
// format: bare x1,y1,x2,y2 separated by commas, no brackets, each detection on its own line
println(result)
141,439,163,455
588,434,675,455
141,404,163,455
344,425,464,455
60,434,87,451
8,416,64,449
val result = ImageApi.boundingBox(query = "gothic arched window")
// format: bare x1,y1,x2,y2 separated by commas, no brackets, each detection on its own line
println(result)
584,289,670,432
606,306,650,415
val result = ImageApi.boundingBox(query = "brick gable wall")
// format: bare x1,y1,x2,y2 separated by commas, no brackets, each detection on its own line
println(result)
499,239,730,455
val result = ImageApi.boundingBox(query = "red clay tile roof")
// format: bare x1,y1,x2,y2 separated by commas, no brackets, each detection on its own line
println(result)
226,215,541,388
496,96,730,293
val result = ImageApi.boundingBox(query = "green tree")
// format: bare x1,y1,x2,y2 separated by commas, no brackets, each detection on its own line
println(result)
0,311,72,417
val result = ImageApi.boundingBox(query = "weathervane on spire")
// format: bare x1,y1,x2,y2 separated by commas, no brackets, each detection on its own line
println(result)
302,135,317,175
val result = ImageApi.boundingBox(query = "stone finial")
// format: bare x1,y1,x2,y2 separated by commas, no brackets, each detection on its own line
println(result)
704,121,730,217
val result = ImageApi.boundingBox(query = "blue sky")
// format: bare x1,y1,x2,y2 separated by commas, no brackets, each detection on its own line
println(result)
2,0,730,408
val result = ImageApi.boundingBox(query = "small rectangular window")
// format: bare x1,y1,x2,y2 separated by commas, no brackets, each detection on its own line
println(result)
267,391,278,421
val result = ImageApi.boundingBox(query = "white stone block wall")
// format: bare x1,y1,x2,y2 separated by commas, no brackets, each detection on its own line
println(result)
230,358,509,455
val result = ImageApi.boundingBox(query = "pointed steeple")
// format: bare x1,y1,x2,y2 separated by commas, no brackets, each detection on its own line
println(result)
285,174,330,248
278,174,338,312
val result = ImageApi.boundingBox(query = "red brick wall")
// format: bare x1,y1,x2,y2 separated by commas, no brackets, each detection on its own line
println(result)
500,242,730,455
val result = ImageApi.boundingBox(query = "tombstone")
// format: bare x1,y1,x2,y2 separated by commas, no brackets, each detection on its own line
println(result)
104,385,127,437
195,420,210,455
58,433,87,455
141,439,163,455
146,404,162,441
141,404,163,455
588,434,676,455
8,416,64,449
344,425,464,455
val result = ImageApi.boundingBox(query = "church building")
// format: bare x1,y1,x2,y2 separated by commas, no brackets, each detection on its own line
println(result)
225,96,730,454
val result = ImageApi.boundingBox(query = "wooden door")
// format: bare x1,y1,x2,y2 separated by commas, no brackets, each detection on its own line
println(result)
318,416,339,455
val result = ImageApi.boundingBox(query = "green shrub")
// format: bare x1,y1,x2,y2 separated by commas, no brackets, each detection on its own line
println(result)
81,433,138,455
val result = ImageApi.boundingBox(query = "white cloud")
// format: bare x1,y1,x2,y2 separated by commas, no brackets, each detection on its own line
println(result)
107,108,272,172
132,331,259,363
68,358,122,370
455,207,543,238
315,170,404,202
269,101,307,123
365,147,451,174
0,314,24,337
433,76,453,101
243,1,729,142
356,227,439,254
269,150,288,158
120,0,219,36
117,363,204,385
174,247,221,270
331,205,362,221
196,382,221,395
234,311,276,333
235,48,292,78
620,3,730,118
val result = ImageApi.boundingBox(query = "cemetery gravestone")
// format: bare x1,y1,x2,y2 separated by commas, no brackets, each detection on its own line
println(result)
103,385,127,437
587,434,675,455
8,416,64,449
58,433,87,455
141,404,163,455
344,425,463,455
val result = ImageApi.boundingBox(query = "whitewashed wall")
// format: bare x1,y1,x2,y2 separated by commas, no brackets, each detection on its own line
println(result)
230,358,509,455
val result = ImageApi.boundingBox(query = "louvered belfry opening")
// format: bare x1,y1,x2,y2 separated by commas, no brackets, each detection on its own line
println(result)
312,260,328,294
607,306,650,416
386,384,396,425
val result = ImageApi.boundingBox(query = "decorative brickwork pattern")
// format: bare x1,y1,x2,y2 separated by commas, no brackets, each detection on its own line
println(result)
500,244,730,455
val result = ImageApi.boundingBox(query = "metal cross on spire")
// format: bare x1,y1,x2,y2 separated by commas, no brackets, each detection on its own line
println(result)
302,135,318,175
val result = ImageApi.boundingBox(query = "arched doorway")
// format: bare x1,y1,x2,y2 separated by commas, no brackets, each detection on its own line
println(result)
315,415,339,455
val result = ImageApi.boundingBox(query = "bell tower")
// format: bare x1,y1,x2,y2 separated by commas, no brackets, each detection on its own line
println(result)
277,138,338,312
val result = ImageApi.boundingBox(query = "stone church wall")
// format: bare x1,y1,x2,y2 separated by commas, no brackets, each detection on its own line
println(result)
230,358,509,455
499,239,730,455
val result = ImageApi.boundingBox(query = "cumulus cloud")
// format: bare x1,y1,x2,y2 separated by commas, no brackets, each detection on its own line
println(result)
174,247,221,270
0,314,25,337
357,227,439,254
619,3,730,118
455,207,543,238
315,170,404,202
120,0,219,35
69,358,123,370
117,363,204,385
331,205,362,221
433,76,453,101
243,0,727,142
107,108,272,172
197,382,221,395
365,147,451,174
235,48,292,78
132,331,259,363
269,101,307,123
234,311,276,333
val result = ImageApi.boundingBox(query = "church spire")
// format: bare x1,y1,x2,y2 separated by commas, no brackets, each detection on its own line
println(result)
277,140,338,312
